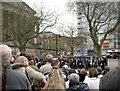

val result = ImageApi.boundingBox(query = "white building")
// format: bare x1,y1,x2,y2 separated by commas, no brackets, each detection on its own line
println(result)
75,2,119,56
75,5,94,56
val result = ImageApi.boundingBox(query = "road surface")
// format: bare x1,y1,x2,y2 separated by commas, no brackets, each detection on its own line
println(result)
108,59,119,70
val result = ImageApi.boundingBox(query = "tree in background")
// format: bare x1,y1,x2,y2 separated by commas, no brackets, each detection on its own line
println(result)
58,24,85,56
46,35,67,56
67,1,120,58
2,2,58,52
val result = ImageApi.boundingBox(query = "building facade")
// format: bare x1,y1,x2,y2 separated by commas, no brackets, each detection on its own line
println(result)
76,3,94,56
37,31,70,57
1,1,36,54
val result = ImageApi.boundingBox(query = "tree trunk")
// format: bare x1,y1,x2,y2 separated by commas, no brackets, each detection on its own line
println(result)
70,48,74,56
90,34,103,58
19,46,26,53
95,45,102,58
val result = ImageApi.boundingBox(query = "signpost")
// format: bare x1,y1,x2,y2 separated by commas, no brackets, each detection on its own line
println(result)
103,41,109,54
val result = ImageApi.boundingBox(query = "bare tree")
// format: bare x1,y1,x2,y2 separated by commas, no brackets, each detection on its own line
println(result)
2,2,58,52
67,2,120,58
58,24,84,56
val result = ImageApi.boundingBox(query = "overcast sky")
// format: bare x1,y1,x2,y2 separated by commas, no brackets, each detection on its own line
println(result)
23,0,77,34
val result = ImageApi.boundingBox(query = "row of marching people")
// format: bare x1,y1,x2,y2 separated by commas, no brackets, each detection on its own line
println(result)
59,56,108,71
0,44,119,91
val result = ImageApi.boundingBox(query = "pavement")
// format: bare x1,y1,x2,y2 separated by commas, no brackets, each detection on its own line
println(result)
108,59,120,70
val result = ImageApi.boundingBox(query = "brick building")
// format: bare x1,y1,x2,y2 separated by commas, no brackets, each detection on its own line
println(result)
37,31,71,57
38,31,57,49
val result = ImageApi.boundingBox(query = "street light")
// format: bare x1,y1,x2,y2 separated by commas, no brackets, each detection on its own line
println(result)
56,34,60,57
56,35,58,57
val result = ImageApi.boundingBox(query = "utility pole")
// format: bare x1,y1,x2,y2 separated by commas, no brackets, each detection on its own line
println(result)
55,34,61,57
56,35,58,57
0,1,2,43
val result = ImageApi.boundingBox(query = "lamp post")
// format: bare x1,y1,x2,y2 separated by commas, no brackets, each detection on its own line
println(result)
56,35,58,57
55,34,61,57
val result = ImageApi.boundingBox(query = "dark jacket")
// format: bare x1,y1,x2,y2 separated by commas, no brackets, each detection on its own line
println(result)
67,84,82,91
80,82,89,91
99,69,120,91
67,82,89,91
5,62,31,90
99,60,106,70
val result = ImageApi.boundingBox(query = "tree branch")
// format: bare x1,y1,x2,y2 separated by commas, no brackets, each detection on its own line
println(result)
100,16,120,46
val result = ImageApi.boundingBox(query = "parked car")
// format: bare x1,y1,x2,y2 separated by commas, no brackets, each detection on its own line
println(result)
106,55,112,59
111,54,119,59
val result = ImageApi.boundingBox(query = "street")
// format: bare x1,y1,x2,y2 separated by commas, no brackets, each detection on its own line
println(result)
108,59,120,70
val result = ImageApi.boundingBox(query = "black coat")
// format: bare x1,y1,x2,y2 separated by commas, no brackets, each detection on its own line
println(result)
99,60,106,70
67,82,89,91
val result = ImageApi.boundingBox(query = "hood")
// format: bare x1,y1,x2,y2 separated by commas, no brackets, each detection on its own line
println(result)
12,63,27,70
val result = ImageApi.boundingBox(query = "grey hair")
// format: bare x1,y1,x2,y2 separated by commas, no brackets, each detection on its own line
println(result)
0,45,12,62
45,54,53,62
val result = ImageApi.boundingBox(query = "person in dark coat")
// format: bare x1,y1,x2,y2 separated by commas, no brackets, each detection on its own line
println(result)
67,73,82,91
99,57,106,70
78,68,87,82
0,44,31,90
73,57,77,69
99,69,120,90
67,72,89,91
91,57,97,68
102,66,110,75
103,57,108,66
77,57,82,69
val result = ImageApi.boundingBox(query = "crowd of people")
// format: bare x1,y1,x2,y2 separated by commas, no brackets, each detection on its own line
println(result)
0,44,119,91
58,56,108,70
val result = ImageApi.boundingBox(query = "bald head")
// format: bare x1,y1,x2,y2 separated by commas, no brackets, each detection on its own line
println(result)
0,44,12,63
